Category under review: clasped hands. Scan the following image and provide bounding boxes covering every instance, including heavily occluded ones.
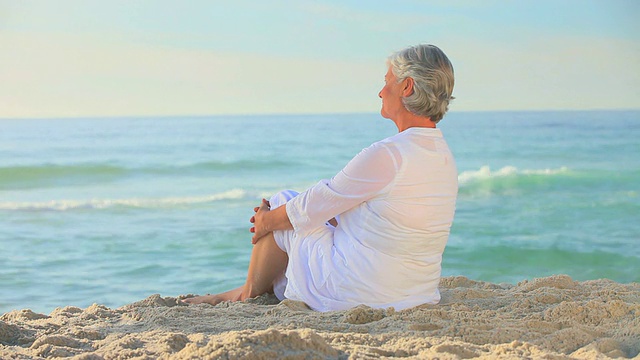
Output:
[249,198,271,244]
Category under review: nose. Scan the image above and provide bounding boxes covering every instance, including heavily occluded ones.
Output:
[378,90,382,98]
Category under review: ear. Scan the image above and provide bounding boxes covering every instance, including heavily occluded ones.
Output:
[402,77,414,97]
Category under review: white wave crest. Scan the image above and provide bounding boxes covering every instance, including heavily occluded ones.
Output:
[458,166,569,185]
[0,189,246,211]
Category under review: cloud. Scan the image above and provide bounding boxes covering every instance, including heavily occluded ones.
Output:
[297,1,443,34]
[0,32,383,118]
[447,35,640,110]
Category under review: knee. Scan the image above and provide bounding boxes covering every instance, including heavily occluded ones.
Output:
[269,189,298,208]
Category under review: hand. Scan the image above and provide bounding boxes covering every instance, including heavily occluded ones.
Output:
[249,198,271,244]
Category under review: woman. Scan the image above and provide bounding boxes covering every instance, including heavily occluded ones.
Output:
[185,44,458,311]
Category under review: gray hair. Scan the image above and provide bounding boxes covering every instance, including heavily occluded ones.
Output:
[387,44,455,123]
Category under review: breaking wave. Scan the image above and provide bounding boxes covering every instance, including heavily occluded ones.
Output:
[0,189,247,211]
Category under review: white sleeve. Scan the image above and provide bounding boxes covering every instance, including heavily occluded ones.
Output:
[286,142,400,236]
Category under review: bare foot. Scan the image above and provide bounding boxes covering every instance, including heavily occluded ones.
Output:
[181,286,244,306]
[182,294,225,306]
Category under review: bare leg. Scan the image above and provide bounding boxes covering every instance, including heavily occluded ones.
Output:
[183,233,288,306]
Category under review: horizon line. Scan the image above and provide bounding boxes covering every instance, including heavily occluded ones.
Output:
[1,108,639,121]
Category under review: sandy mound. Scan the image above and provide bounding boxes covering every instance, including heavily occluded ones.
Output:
[1,275,638,359]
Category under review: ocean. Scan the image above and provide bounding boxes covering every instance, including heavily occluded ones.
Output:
[1,111,638,314]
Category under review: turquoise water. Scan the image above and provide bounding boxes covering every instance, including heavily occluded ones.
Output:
[1,111,639,314]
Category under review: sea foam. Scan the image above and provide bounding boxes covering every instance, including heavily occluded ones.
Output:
[0,189,246,211]
[458,165,570,185]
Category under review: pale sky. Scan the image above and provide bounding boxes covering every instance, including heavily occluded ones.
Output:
[1,0,638,118]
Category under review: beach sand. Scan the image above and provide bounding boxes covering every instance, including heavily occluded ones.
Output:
[1,275,638,359]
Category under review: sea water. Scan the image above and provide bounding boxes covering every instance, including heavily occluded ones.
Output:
[1,111,638,314]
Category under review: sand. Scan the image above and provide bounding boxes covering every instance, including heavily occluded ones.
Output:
[1,275,638,359]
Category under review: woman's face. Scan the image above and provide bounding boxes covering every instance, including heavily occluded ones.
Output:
[378,66,405,120]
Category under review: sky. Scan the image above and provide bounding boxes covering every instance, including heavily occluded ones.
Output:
[0,0,638,118]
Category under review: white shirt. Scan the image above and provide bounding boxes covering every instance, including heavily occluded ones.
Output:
[281,127,458,311]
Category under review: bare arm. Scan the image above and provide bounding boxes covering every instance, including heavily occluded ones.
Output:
[250,199,293,244]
